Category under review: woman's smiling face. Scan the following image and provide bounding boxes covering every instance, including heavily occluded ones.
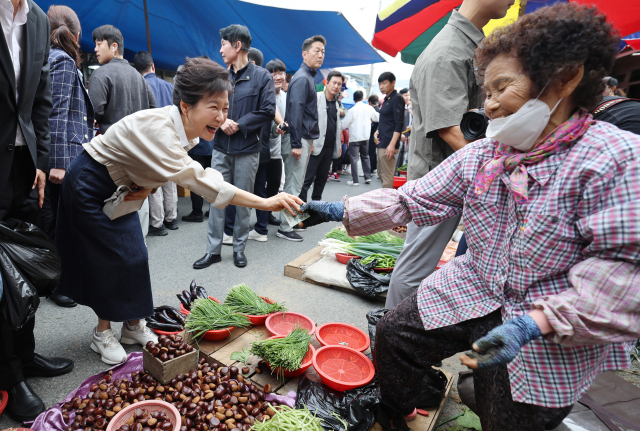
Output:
[483,54,536,121]
[181,92,229,141]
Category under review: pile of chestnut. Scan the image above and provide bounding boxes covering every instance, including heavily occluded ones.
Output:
[146,335,194,362]
[116,408,174,431]
[61,357,280,431]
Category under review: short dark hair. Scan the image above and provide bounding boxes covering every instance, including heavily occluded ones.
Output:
[353,91,364,102]
[475,3,619,110]
[399,88,409,95]
[302,35,326,52]
[92,25,124,55]
[220,24,251,50]
[133,51,153,73]
[173,57,233,114]
[378,72,396,83]
[265,59,286,74]
[285,73,293,83]
[326,70,344,84]
[368,94,379,104]
[248,47,264,67]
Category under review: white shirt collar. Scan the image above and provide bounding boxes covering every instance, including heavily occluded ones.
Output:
[2,0,29,25]
[170,105,199,148]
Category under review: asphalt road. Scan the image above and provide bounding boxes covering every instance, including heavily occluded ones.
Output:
[0,170,471,429]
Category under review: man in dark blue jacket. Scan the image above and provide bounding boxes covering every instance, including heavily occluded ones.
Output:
[277,35,326,242]
[194,25,275,269]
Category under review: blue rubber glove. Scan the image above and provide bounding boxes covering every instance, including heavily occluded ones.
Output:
[299,201,345,227]
[464,315,543,369]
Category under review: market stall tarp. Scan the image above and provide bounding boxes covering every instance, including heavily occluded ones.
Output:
[35,0,384,72]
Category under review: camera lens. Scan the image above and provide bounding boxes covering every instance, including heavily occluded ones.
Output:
[460,109,489,141]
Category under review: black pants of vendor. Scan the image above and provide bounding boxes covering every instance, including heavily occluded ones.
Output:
[189,154,212,215]
[300,144,334,202]
[374,292,573,431]
[0,147,38,390]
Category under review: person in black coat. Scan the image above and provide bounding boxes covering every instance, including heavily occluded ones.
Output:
[0,0,73,422]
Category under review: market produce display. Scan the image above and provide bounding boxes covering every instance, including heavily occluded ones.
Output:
[114,407,174,431]
[397,163,408,172]
[361,253,396,269]
[176,280,209,311]
[145,335,193,362]
[392,225,407,233]
[147,306,185,333]
[249,326,311,380]
[223,284,286,316]
[319,238,403,260]
[324,227,405,246]
[184,298,251,337]
[60,358,280,431]
[248,405,335,431]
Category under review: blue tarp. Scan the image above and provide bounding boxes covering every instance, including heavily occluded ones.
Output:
[35,0,384,71]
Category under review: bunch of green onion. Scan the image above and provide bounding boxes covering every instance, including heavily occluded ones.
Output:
[249,405,342,431]
[224,284,287,315]
[361,253,396,268]
[184,298,250,337]
[356,231,405,245]
[319,238,404,259]
[250,326,311,380]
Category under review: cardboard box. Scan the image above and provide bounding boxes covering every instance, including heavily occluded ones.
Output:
[143,346,198,384]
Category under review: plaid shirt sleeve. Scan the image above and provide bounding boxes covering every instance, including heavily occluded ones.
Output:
[49,54,76,169]
[343,146,473,236]
[534,257,640,346]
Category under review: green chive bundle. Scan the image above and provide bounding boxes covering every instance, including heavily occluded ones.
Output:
[249,405,335,430]
[319,238,404,259]
[250,326,311,380]
[184,298,250,337]
[224,284,287,315]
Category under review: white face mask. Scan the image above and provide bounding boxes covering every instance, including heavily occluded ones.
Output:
[486,94,563,152]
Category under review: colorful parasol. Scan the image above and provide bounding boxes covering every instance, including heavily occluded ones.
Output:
[372,0,640,65]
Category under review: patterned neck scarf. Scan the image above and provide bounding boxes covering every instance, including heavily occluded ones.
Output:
[475,109,593,204]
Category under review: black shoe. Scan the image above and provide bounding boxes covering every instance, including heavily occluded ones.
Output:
[193,253,221,269]
[163,219,179,230]
[268,214,280,226]
[205,210,210,217]
[6,381,46,422]
[148,225,168,236]
[276,230,303,242]
[233,251,247,268]
[50,294,77,307]
[182,212,204,223]
[22,353,74,378]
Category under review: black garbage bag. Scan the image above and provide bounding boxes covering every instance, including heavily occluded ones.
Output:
[366,308,389,353]
[295,376,347,431]
[346,259,391,297]
[0,246,40,329]
[0,219,61,296]
[340,379,382,431]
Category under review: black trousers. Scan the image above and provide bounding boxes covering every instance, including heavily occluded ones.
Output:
[300,145,334,202]
[369,134,378,171]
[39,180,61,240]
[0,147,39,390]
[374,292,573,430]
[189,154,212,215]
[254,158,282,235]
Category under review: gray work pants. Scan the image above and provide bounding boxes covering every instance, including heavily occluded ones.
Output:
[385,216,460,309]
[348,140,371,183]
[279,137,313,232]
[149,181,177,228]
[206,150,259,254]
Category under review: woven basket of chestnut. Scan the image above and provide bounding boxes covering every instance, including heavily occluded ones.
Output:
[60,357,278,431]
[143,335,197,384]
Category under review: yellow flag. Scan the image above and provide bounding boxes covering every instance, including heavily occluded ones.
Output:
[483,0,521,36]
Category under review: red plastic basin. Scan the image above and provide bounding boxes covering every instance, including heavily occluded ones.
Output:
[244,297,276,326]
[265,312,316,336]
[313,345,375,392]
[179,296,220,315]
[0,390,8,419]
[151,328,182,336]
[202,326,235,341]
[398,170,407,176]
[335,252,360,265]
[106,400,180,431]
[315,323,370,352]
[263,336,315,378]
[393,176,408,189]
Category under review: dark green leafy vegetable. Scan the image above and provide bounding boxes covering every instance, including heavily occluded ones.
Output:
[224,284,286,315]
[250,326,311,380]
[230,348,251,365]
[361,253,396,268]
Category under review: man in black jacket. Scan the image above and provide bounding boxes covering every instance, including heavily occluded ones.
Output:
[194,25,275,269]
[0,0,74,421]
[278,35,326,242]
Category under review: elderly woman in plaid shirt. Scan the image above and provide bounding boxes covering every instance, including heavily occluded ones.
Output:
[302,4,640,430]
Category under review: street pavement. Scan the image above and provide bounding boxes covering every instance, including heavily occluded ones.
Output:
[0,169,470,429]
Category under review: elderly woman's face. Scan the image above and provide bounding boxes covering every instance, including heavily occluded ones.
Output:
[184,92,229,141]
[483,54,537,121]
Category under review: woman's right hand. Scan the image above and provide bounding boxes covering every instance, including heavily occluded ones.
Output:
[124,184,153,202]
[264,193,303,214]
[300,201,345,228]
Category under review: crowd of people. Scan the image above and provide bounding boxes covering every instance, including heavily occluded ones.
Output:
[2,0,640,428]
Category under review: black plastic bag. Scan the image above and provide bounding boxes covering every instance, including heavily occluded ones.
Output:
[416,368,448,408]
[295,376,347,431]
[340,379,382,431]
[366,308,389,353]
[0,246,40,329]
[346,259,391,297]
[0,219,61,296]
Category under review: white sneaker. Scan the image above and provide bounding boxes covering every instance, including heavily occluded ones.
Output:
[222,233,233,245]
[365,179,372,184]
[359,173,364,177]
[248,229,268,242]
[121,320,158,346]
[91,328,127,365]
[347,180,359,186]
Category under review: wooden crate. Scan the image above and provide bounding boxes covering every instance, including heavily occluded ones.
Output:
[176,185,190,197]
[142,346,198,384]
